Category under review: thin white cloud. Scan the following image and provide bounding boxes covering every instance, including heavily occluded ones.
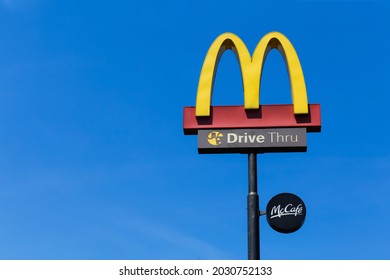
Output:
[124,215,233,259]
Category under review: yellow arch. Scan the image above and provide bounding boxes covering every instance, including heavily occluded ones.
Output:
[195,32,308,116]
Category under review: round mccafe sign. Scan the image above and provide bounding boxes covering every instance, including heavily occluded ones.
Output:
[266,193,306,234]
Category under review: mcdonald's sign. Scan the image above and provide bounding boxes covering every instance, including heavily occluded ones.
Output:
[183,32,321,140]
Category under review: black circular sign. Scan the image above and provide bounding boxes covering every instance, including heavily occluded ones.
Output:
[266,193,306,234]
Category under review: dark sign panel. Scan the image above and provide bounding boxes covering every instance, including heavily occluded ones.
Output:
[266,193,306,234]
[198,128,307,154]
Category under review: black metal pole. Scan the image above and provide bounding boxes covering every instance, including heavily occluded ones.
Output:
[248,152,260,260]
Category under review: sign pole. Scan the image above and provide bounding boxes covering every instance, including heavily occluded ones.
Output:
[248,152,260,260]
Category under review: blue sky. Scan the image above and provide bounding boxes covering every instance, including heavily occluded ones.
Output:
[0,0,389,260]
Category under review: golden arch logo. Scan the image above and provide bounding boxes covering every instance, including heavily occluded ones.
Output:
[183,32,321,135]
[196,32,308,117]
[207,131,224,146]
